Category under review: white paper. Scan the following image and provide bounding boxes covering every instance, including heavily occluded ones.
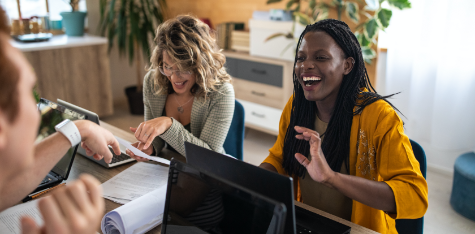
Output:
[115,136,170,165]
[0,200,43,234]
[101,185,167,234]
[102,162,169,202]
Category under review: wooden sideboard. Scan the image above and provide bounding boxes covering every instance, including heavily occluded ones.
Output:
[223,51,294,136]
[12,35,114,117]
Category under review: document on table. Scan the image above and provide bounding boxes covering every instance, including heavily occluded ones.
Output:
[115,136,170,165]
[102,162,169,204]
[0,200,42,234]
[101,185,167,234]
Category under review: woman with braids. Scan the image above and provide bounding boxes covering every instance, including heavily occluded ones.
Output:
[127,15,234,160]
[260,19,428,234]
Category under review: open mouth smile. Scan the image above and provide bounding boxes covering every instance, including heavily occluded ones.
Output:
[302,76,322,86]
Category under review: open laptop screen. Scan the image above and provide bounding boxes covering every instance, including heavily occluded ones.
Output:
[162,160,286,234]
[37,98,84,178]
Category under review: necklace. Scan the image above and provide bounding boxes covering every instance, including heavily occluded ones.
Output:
[174,94,194,113]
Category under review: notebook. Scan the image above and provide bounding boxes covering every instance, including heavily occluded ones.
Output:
[161,159,287,234]
[185,142,351,234]
[28,98,84,195]
[57,99,135,168]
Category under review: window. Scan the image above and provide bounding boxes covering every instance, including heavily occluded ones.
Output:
[0,0,86,21]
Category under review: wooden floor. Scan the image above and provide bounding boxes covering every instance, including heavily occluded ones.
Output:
[103,103,475,234]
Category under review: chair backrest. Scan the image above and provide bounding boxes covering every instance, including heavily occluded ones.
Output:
[395,139,427,234]
[223,100,245,160]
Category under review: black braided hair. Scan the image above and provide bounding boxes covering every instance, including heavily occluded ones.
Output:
[282,19,401,178]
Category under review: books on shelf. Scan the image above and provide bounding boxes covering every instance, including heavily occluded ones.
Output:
[216,22,247,51]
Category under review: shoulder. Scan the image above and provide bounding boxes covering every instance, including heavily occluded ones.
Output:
[144,70,155,89]
[208,82,235,100]
[359,99,403,130]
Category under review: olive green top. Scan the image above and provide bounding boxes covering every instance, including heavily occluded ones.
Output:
[300,114,353,221]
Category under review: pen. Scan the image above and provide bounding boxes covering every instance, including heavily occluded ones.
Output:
[22,183,66,203]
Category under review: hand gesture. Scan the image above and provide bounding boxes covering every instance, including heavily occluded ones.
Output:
[294,126,336,185]
[21,174,104,234]
[125,141,153,162]
[130,117,172,150]
[75,120,121,164]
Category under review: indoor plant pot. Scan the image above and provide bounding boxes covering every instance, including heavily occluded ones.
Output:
[60,11,87,36]
[125,86,144,115]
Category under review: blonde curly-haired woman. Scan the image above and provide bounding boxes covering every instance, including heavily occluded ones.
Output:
[127,15,235,160]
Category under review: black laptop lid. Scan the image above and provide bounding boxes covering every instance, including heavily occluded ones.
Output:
[162,159,286,234]
[37,98,84,179]
[185,142,297,234]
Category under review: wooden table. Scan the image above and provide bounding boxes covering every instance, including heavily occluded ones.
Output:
[65,122,378,234]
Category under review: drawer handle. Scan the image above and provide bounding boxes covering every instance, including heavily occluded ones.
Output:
[251,68,267,75]
[251,91,266,97]
[251,112,266,118]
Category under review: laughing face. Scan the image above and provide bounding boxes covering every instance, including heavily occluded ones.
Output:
[162,51,197,95]
[295,31,353,104]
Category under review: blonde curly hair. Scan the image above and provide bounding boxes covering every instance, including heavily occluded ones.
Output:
[149,15,231,98]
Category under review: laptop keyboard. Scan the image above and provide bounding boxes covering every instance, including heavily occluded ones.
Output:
[297,225,314,233]
[110,153,132,164]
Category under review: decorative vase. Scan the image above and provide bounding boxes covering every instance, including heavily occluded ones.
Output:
[60,11,87,36]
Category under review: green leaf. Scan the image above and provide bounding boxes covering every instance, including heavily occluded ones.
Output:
[387,0,411,10]
[267,0,283,4]
[355,31,371,47]
[377,8,392,28]
[345,2,360,23]
[309,0,316,10]
[362,46,376,64]
[286,0,295,10]
[294,12,311,25]
[365,0,379,11]
[265,32,294,42]
[365,18,379,39]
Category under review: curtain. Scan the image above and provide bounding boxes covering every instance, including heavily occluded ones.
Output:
[382,0,475,172]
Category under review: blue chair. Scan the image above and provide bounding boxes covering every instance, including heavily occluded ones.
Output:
[223,100,245,160]
[450,152,475,222]
[395,139,427,234]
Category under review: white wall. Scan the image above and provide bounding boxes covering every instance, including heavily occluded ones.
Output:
[85,0,144,105]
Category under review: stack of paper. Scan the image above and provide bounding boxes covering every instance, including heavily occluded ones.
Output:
[0,200,42,234]
[101,185,168,234]
[102,162,169,204]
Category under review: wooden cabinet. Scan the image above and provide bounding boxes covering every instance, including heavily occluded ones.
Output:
[223,51,294,136]
[12,35,114,117]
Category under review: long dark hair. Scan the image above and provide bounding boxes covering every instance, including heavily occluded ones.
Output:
[282,19,400,178]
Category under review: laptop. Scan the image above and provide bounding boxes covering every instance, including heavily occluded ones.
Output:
[29,98,84,195]
[57,99,135,168]
[161,159,287,234]
[185,142,351,234]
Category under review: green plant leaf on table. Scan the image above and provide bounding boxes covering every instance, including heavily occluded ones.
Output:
[294,11,312,25]
[355,32,371,47]
[365,18,379,39]
[387,0,411,10]
[377,8,392,28]
[286,0,296,10]
[346,2,360,23]
[362,46,376,64]
[267,0,283,4]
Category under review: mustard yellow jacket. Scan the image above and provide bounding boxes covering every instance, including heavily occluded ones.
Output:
[263,96,428,234]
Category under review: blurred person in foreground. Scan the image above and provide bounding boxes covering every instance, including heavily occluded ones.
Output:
[0,7,121,234]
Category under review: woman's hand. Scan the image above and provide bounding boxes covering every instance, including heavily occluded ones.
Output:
[294,126,337,187]
[125,142,153,162]
[130,117,172,150]
[21,174,104,234]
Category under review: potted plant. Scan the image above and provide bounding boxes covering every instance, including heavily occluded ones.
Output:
[99,0,167,115]
[60,0,87,36]
[266,0,411,64]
